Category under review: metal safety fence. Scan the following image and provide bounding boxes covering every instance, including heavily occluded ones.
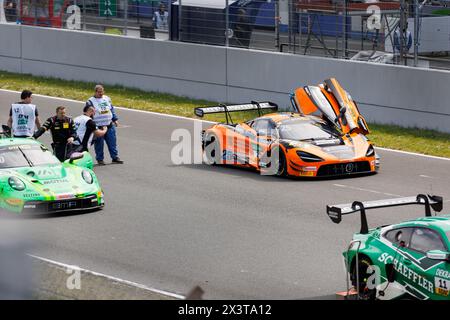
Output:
[2,0,450,70]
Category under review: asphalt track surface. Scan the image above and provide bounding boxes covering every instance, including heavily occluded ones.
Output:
[0,91,449,299]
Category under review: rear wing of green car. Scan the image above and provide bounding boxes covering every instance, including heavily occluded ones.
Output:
[327,194,443,235]
[194,101,278,124]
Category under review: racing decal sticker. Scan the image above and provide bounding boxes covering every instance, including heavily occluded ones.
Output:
[378,253,434,294]
[222,150,248,164]
[223,150,237,161]
[435,269,450,297]
[56,194,76,200]
[42,179,69,185]
[23,192,42,198]
[251,143,261,158]
[287,141,310,149]
[35,168,56,177]
[8,145,32,150]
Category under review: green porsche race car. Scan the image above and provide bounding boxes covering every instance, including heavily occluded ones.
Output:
[0,137,104,214]
[327,194,450,300]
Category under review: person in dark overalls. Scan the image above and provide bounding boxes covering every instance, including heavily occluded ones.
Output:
[33,106,78,162]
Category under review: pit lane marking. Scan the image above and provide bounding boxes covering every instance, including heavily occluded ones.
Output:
[333,184,403,197]
[419,175,436,179]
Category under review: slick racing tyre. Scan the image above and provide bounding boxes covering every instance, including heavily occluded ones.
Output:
[203,134,222,165]
[274,147,287,176]
[260,146,286,176]
[351,256,377,300]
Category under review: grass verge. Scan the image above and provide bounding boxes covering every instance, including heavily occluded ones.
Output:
[0,71,449,158]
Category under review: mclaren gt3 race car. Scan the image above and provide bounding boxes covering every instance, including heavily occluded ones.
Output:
[327,194,450,300]
[0,137,104,214]
[195,78,379,178]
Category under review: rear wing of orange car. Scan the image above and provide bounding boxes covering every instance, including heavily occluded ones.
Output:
[327,194,443,234]
[194,101,278,124]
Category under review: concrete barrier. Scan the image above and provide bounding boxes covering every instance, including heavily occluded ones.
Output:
[1,23,449,132]
[0,24,21,73]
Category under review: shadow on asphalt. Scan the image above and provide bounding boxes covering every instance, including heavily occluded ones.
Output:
[169,163,377,183]
[0,208,103,220]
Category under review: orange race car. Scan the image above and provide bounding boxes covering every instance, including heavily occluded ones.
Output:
[194,78,380,178]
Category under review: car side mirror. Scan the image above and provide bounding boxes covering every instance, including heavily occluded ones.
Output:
[426,250,450,261]
[69,152,84,163]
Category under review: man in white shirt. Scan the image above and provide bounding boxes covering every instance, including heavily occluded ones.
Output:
[84,85,123,165]
[153,3,168,30]
[7,90,41,138]
[73,105,107,153]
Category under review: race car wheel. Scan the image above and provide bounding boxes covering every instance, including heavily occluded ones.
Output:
[351,256,377,300]
[203,135,222,165]
[261,146,286,176]
[273,147,287,176]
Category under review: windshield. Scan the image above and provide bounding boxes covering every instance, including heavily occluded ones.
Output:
[0,144,60,168]
[279,120,340,141]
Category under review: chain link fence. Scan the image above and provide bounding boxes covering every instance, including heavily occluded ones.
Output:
[2,0,450,69]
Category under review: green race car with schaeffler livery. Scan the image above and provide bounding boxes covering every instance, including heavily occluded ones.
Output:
[0,137,104,214]
[327,194,450,300]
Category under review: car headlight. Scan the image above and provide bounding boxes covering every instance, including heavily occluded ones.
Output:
[8,177,25,191]
[366,145,375,157]
[82,170,93,184]
[296,150,324,162]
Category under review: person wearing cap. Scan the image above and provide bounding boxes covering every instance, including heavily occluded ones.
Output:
[72,105,108,153]
[7,90,41,138]
[85,85,123,165]
[33,106,78,162]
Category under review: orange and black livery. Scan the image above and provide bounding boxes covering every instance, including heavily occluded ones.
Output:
[195,78,379,178]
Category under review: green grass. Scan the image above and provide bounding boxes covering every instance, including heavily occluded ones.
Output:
[0,71,449,158]
[369,124,450,158]
[432,9,450,16]
[104,28,123,35]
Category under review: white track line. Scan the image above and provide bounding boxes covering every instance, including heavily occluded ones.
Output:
[28,254,185,300]
[419,174,435,179]
[376,147,450,162]
[333,184,403,197]
[1,89,448,160]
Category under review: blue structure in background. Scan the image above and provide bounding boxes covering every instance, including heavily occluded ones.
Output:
[128,0,167,19]
[253,1,275,28]
[300,13,349,37]
[129,0,275,26]
[170,0,267,45]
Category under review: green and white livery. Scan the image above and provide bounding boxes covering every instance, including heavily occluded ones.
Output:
[0,136,104,214]
[328,194,450,300]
